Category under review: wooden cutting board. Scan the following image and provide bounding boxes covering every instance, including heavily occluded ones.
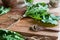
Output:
[7,18,59,37]
[7,7,60,37]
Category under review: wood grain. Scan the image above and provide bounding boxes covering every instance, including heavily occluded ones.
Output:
[7,18,59,37]
[0,8,26,28]
[7,7,60,37]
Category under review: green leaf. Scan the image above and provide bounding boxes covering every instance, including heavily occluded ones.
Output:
[24,2,60,25]
[0,6,10,15]
[0,29,25,40]
[25,0,33,3]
